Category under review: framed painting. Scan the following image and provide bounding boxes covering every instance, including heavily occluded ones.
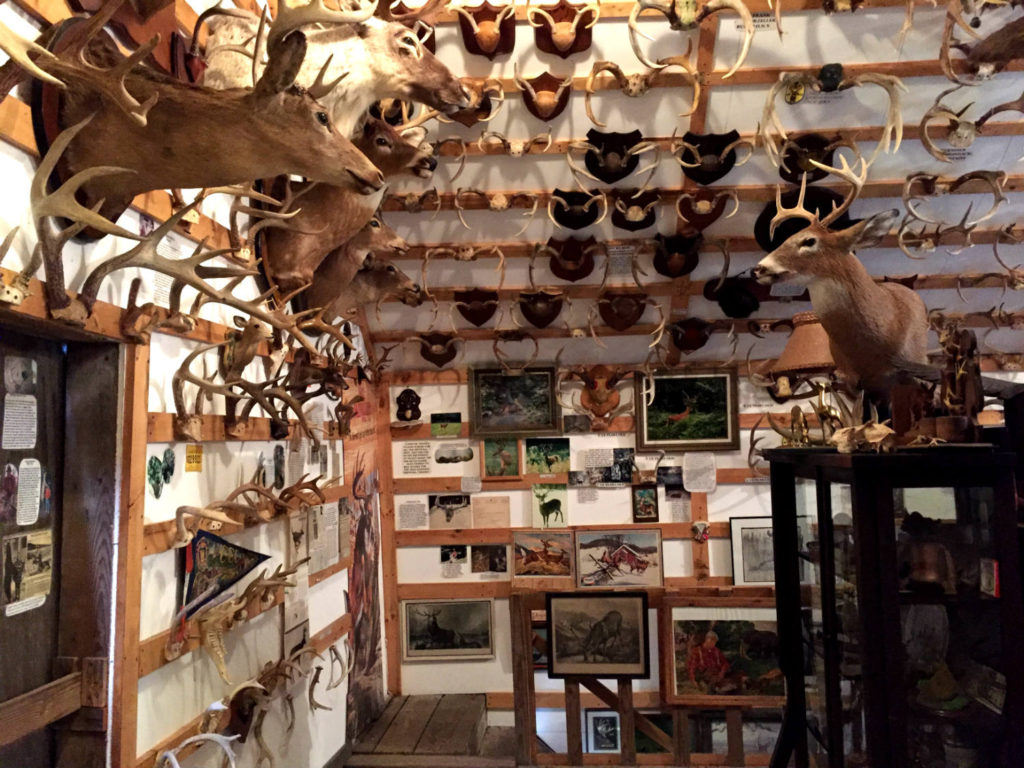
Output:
[576,529,663,589]
[512,530,573,578]
[729,517,777,586]
[661,602,785,705]
[631,484,659,523]
[401,598,495,662]
[469,366,560,438]
[634,368,739,452]
[546,591,650,679]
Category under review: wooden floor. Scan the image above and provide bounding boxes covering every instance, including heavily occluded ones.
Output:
[347,694,516,767]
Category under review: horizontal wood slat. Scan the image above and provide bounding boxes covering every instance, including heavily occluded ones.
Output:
[0,672,84,747]
[396,578,763,600]
[393,522,729,547]
[308,555,353,587]
[393,469,755,495]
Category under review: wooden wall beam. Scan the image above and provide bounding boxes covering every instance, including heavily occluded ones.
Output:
[0,673,84,748]
[376,380,403,696]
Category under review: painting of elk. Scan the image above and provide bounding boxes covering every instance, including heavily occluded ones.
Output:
[402,599,494,661]
[546,592,650,678]
[576,531,663,589]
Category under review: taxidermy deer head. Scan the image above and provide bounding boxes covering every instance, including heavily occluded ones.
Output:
[450,0,516,59]
[753,155,929,393]
[526,0,601,58]
[557,365,632,431]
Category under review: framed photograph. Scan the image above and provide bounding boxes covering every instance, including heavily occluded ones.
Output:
[401,598,495,662]
[729,517,776,586]
[662,603,784,704]
[469,366,560,438]
[525,437,570,474]
[576,529,663,588]
[546,591,650,679]
[632,484,659,523]
[482,438,520,479]
[513,530,573,578]
[585,710,621,753]
[634,368,739,452]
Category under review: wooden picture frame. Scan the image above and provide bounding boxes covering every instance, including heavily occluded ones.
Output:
[660,600,785,705]
[469,366,561,438]
[631,484,659,523]
[546,591,650,679]
[728,516,776,586]
[576,529,663,589]
[512,530,574,579]
[633,368,739,452]
[401,598,495,662]
[585,709,621,753]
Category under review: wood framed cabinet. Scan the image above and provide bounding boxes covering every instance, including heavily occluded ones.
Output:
[765,448,1024,768]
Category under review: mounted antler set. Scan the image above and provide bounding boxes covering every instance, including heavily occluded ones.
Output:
[898,170,1007,258]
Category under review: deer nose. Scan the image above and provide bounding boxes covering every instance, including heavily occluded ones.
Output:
[423,155,438,172]
[349,168,385,194]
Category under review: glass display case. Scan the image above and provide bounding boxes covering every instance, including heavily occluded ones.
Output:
[765,448,1023,768]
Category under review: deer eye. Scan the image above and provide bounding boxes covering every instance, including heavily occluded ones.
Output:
[800,237,817,248]
[370,220,381,228]
[315,111,330,127]
[376,137,390,147]
[387,265,397,274]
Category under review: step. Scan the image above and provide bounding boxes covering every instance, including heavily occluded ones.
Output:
[479,726,517,759]
[414,694,487,755]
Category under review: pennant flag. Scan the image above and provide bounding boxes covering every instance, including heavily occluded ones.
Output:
[184,530,269,617]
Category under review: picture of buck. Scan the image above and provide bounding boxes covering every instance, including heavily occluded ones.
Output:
[532,483,567,529]
[402,599,494,662]
[546,592,650,679]
[513,531,573,577]
[428,494,471,530]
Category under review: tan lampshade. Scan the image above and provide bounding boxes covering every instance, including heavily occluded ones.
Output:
[770,312,835,376]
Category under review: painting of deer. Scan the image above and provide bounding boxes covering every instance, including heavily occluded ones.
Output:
[513,531,572,577]
[547,593,650,678]
[532,484,567,528]
[402,599,494,661]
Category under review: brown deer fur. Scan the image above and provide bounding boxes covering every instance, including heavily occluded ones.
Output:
[39,30,385,229]
[754,209,928,393]
[264,117,433,293]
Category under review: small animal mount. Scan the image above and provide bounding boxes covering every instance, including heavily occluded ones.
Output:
[675,189,739,231]
[557,365,633,431]
[455,188,539,235]
[440,77,505,126]
[568,129,659,185]
[514,66,574,120]
[940,10,1024,84]
[526,0,601,58]
[395,388,422,422]
[584,57,699,127]
[898,170,1006,258]
[628,0,754,75]
[450,0,516,59]
[760,65,905,166]
[672,130,754,186]
[548,188,608,230]
[478,127,553,157]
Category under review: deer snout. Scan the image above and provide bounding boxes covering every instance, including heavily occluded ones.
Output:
[753,257,785,285]
[349,167,386,195]
[402,284,424,307]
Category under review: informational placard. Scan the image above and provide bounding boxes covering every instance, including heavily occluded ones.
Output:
[401,441,431,474]
[185,444,203,472]
[398,500,428,529]
[308,503,340,574]
[461,475,482,493]
[282,561,309,636]
[2,395,36,450]
[2,528,52,616]
[15,458,40,526]
[441,545,466,578]
[471,496,510,528]
[683,453,717,493]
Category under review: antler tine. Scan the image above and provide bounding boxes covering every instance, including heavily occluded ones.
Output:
[478,130,510,154]
[31,116,141,242]
[306,54,347,101]
[270,0,379,46]
[769,173,818,239]
[809,153,869,227]
[701,0,753,79]
[584,61,624,127]
[69,34,161,127]
[976,88,1024,129]
[845,72,905,162]
[627,1,662,69]
[656,54,701,117]
[0,17,64,89]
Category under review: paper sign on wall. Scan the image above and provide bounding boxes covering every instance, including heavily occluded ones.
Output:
[683,453,717,493]
[402,441,431,474]
[185,444,203,472]
[15,458,40,526]
[2,528,52,616]
[2,395,36,451]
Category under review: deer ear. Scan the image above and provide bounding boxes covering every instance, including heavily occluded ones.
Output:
[361,252,376,269]
[846,209,899,251]
[254,31,308,100]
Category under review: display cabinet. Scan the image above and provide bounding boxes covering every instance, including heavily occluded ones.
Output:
[765,448,1024,768]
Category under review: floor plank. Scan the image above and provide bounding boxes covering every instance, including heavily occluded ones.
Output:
[374,695,442,755]
[415,694,486,755]
[344,755,516,767]
[479,726,517,758]
[354,697,407,754]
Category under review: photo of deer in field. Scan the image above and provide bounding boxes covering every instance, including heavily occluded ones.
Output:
[531,484,568,528]
[513,531,573,577]
[525,438,571,474]
[401,599,495,662]
[546,592,650,678]
[635,369,739,452]
[576,530,663,588]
